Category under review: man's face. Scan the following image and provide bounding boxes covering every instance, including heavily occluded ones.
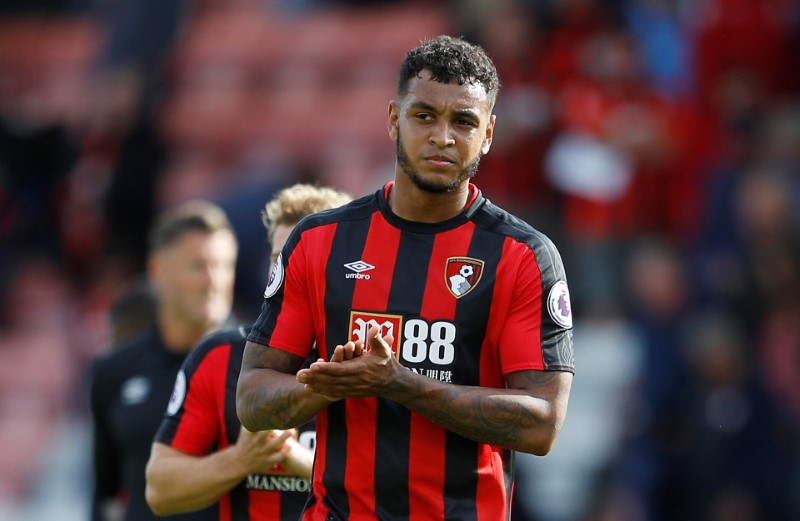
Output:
[150,229,238,332]
[388,69,495,193]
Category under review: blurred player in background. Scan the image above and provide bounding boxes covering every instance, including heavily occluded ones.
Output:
[145,183,351,520]
[87,200,239,521]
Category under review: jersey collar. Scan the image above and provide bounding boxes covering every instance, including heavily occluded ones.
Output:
[378,181,485,233]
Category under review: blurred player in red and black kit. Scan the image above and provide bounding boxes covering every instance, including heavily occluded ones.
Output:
[237,35,575,520]
[145,184,352,520]
[88,200,239,521]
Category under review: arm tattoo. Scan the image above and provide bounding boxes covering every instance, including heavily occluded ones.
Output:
[404,370,566,449]
[240,346,309,430]
[261,347,305,373]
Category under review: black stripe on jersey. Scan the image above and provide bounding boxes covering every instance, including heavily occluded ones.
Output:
[225,332,246,446]
[321,206,375,519]
[526,230,573,371]
[502,448,514,520]
[229,480,250,520]
[444,432,479,521]
[375,231,435,519]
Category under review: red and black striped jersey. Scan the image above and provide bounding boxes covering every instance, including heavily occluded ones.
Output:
[249,183,574,521]
[156,326,315,521]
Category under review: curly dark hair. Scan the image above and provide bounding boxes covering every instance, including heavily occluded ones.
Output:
[398,34,500,109]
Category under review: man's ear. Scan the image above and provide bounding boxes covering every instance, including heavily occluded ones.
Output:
[481,114,496,155]
[387,100,399,141]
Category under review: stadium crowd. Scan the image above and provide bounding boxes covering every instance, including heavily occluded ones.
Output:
[0,0,798,520]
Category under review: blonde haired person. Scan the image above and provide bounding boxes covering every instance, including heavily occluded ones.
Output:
[145,183,351,520]
[262,183,354,267]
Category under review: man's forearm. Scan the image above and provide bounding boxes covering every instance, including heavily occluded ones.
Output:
[237,368,330,431]
[145,443,249,515]
[387,370,571,455]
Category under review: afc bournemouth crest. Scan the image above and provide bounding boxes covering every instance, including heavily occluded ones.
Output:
[445,257,484,298]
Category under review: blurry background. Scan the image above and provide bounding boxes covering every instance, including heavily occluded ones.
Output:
[0,0,799,520]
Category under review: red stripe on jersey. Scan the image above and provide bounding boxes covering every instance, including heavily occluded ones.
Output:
[476,448,507,521]
[409,417,445,518]
[407,225,475,517]
[486,238,545,375]
[250,493,280,520]
[344,212,402,517]
[171,346,231,455]
[271,223,338,359]
[302,496,330,521]
[353,212,401,315]
[343,398,378,516]
[220,494,232,521]
[420,225,468,320]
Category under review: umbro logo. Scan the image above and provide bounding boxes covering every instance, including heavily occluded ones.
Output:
[344,260,374,280]
[344,260,374,273]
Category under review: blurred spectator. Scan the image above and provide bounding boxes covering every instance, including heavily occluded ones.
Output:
[673,312,791,520]
[0,256,76,503]
[455,0,558,222]
[625,237,693,418]
[757,300,800,519]
[0,15,91,281]
[693,0,799,113]
[615,238,694,519]
[691,160,800,338]
[83,0,187,275]
[610,318,791,520]
[0,111,78,261]
[609,238,794,519]
[544,26,678,312]
[621,0,695,99]
[216,178,286,321]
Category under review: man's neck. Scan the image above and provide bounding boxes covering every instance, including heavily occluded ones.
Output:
[157,313,210,354]
[388,176,471,223]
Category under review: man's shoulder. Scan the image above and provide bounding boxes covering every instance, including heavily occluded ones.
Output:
[91,331,157,374]
[474,198,556,247]
[296,191,379,231]
[182,325,250,372]
[474,199,568,282]
[192,325,249,357]
[87,331,158,396]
